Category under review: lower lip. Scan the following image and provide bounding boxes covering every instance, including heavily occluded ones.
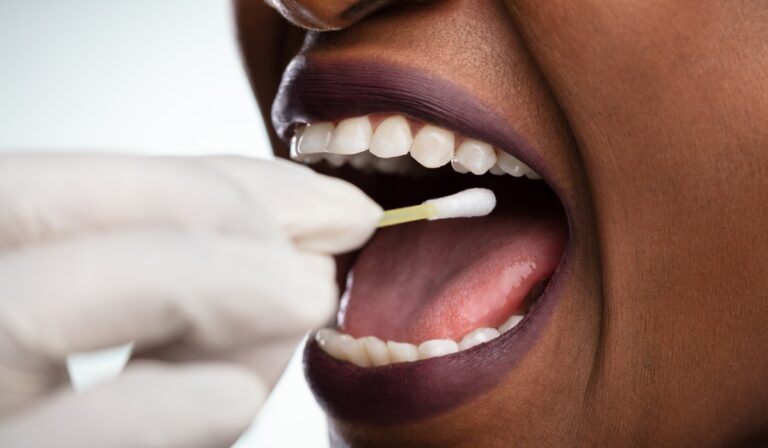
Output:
[303,242,573,424]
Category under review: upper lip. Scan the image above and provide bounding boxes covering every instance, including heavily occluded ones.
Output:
[273,55,574,424]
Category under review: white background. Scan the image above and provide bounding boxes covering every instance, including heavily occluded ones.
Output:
[0,0,328,446]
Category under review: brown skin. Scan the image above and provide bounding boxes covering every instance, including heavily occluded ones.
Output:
[236,0,768,446]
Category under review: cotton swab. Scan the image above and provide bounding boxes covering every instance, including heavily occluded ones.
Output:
[377,188,497,228]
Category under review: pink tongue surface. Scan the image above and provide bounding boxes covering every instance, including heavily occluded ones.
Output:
[338,212,567,344]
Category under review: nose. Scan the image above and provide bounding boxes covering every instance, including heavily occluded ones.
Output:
[265,0,398,30]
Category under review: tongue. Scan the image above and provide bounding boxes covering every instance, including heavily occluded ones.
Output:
[338,209,568,344]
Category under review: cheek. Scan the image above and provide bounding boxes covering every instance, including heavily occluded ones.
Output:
[509,0,768,440]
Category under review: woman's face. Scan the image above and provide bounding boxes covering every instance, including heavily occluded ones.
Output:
[237,1,768,446]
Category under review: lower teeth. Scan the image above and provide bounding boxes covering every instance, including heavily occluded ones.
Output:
[315,313,525,368]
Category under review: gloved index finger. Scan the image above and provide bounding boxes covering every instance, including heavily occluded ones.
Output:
[0,229,339,396]
[0,154,381,254]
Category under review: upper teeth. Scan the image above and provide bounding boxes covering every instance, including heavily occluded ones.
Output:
[290,114,541,179]
[314,313,525,368]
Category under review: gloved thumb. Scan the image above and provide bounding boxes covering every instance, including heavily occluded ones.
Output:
[202,157,382,254]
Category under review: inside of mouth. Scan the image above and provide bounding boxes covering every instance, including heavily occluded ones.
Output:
[337,170,567,342]
[292,115,569,366]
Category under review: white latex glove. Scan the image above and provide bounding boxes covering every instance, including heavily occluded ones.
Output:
[0,154,381,447]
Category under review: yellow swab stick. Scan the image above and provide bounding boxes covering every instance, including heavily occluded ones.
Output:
[377,188,497,228]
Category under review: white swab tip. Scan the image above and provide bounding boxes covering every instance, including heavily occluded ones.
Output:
[423,188,497,220]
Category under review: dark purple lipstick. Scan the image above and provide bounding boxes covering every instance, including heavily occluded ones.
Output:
[273,56,575,425]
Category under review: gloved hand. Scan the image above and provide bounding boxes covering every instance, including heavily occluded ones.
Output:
[0,154,381,447]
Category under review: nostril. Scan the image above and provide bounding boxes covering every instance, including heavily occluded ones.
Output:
[266,0,397,31]
[266,0,337,30]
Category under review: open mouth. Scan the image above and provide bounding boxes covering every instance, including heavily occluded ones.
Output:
[294,114,565,361]
[273,58,571,424]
